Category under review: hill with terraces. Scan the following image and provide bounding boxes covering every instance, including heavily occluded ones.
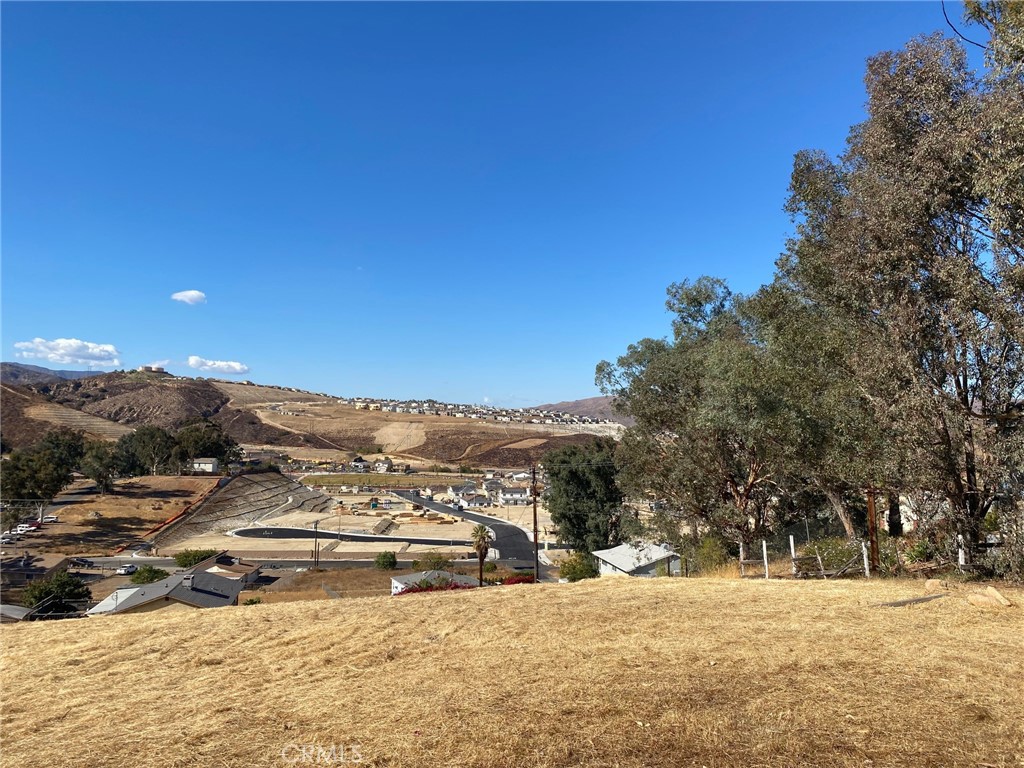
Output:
[151,472,334,549]
[1,365,616,465]
[1,370,337,451]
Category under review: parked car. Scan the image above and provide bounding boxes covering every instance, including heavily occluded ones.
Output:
[69,557,95,568]
[0,537,16,546]
[115,564,137,575]
[42,515,59,523]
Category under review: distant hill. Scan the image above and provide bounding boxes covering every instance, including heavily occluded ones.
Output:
[534,395,631,426]
[0,370,338,451]
[0,364,625,463]
[0,362,100,386]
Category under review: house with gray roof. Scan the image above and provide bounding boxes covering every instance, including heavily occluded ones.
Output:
[591,542,681,578]
[390,570,479,596]
[86,572,243,616]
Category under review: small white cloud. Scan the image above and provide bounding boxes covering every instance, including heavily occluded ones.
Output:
[146,359,172,368]
[188,355,249,375]
[171,290,207,305]
[14,337,121,368]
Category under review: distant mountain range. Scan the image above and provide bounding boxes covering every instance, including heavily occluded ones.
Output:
[1,362,99,386]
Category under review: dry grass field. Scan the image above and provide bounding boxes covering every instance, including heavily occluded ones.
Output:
[33,477,220,554]
[1,578,1020,768]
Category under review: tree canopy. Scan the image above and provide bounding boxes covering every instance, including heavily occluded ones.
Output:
[598,13,1023,562]
[543,437,634,553]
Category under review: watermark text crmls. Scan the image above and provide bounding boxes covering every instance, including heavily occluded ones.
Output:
[280,744,363,764]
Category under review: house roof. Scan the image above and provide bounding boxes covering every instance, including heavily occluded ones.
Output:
[0,604,34,622]
[591,542,678,573]
[87,572,243,615]
[391,570,479,589]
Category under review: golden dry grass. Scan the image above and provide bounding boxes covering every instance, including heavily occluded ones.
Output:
[1,578,1021,768]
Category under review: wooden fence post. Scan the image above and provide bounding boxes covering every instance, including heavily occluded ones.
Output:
[739,540,746,578]
[862,542,871,578]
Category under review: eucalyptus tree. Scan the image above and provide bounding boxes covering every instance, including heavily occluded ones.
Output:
[598,279,804,547]
[781,32,1024,557]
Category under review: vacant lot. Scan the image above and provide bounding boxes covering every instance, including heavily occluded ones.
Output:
[1,578,1020,767]
[29,477,219,554]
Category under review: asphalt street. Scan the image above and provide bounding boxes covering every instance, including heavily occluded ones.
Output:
[390,490,536,561]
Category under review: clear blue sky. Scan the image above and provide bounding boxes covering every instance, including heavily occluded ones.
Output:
[1,2,980,406]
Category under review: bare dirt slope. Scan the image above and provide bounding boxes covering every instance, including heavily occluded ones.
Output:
[2,578,1020,768]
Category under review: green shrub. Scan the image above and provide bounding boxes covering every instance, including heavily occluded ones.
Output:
[130,565,169,584]
[694,535,730,573]
[904,538,935,564]
[23,571,91,613]
[173,548,219,568]
[483,562,497,573]
[415,557,452,573]
[559,551,598,582]
[374,551,398,570]
[243,597,262,606]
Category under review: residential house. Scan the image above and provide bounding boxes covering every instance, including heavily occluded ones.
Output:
[590,542,682,578]
[374,458,394,474]
[192,458,220,474]
[499,486,531,506]
[87,572,244,616]
[390,570,479,596]
[349,457,371,472]
[189,552,261,584]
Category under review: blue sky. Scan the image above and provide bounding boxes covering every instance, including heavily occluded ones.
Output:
[1,2,981,406]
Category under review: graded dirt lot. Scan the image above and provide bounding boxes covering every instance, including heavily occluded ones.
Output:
[28,477,219,554]
[1,578,1020,768]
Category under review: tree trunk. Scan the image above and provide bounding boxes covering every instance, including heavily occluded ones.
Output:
[824,489,856,539]
[886,494,902,537]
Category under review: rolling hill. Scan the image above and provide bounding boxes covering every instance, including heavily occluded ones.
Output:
[0,362,98,386]
[1,578,1019,767]
[0,366,614,465]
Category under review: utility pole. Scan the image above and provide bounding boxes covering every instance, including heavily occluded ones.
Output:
[531,465,539,583]
[313,519,320,569]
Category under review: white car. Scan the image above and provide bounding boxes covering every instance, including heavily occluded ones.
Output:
[115,564,138,576]
[42,515,59,523]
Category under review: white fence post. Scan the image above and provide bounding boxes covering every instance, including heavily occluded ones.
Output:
[789,534,797,577]
[762,539,770,579]
[739,540,746,577]
[862,542,871,578]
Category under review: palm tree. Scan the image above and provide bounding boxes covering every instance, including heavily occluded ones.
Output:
[470,524,493,586]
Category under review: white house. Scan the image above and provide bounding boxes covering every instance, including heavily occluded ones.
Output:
[591,542,682,578]
[390,570,479,596]
[374,458,394,473]
[192,458,219,474]
[499,486,530,506]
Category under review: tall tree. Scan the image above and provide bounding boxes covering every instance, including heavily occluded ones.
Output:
[115,426,175,476]
[782,33,1024,557]
[543,437,632,553]
[598,279,803,547]
[172,420,241,470]
[81,440,118,494]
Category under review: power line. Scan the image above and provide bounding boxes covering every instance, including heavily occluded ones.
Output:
[941,0,987,50]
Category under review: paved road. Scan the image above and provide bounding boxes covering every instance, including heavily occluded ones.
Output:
[391,490,536,561]
[232,526,471,547]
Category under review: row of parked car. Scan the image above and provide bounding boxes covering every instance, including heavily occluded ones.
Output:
[1,515,59,545]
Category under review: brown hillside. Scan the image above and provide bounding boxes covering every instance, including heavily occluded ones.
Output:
[535,394,632,425]
[1,578,1020,767]
[0,384,131,449]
